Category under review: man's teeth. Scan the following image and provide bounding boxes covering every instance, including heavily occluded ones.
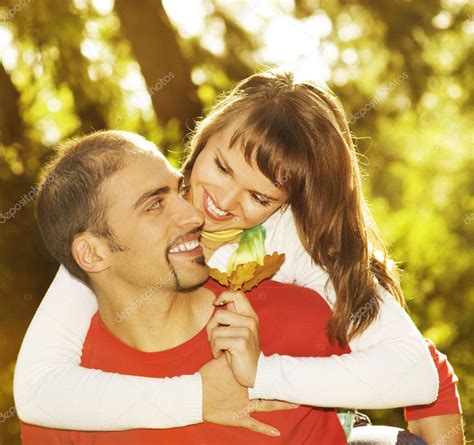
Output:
[207,195,230,217]
[169,239,200,254]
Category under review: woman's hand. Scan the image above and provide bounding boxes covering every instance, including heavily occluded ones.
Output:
[206,291,261,388]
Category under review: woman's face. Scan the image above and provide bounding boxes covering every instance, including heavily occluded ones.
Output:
[190,124,289,232]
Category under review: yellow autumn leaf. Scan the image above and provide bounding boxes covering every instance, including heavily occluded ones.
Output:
[209,251,285,292]
[229,262,258,290]
[241,252,286,292]
[209,267,230,287]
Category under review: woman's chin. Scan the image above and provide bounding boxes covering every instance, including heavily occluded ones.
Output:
[203,218,243,233]
[203,219,227,232]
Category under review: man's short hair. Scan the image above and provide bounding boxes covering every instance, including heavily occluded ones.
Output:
[36,130,159,283]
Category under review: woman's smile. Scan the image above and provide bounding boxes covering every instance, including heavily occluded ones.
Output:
[201,189,235,222]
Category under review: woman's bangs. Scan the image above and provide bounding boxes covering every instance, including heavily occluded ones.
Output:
[227,111,293,189]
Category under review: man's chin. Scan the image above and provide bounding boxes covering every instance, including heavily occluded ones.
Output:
[171,257,210,291]
[175,268,210,292]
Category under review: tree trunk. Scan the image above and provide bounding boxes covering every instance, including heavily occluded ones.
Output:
[114,0,202,137]
[0,63,23,145]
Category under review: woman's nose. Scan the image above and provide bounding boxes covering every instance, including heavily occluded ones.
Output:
[217,189,241,214]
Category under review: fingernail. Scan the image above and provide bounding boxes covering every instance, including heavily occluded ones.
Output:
[270,429,280,436]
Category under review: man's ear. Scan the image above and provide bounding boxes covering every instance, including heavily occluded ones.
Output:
[71,232,109,274]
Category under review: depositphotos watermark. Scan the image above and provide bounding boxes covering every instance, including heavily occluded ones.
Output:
[0,173,58,224]
[348,72,408,124]
[232,398,263,421]
[435,421,464,445]
[348,297,378,322]
[114,72,175,125]
[0,406,16,424]
[0,0,33,25]
[115,271,174,323]
[15,369,62,407]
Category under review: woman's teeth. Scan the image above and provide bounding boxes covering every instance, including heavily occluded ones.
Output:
[169,239,200,254]
[206,195,230,217]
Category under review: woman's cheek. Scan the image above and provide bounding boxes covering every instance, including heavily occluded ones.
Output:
[244,205,272,226]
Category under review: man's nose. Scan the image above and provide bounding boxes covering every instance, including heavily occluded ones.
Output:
[173,195,205,229]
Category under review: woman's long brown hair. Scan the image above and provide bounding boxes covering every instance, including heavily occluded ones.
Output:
[182,71,405,345]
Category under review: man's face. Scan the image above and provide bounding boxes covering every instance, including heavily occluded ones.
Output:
[100,152,208,292]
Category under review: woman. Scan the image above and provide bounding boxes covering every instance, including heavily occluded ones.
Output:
[14,71,457,436]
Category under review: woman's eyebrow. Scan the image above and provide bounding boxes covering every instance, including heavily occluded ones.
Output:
[216,149,235,176]
[217,149,280,201]
[250,189,279,201]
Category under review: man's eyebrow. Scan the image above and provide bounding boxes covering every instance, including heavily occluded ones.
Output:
[133,186,170,210]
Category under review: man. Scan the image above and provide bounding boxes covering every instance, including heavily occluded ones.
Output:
[20,130,348,443]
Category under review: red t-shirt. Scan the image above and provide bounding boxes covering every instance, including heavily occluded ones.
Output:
[404,339,461,421]
[21,279,348,444]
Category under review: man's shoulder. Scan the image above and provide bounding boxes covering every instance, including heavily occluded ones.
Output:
[249,280,346,356]
[249,280,334,336]
[204,278,329,306]
[249,279,331,308]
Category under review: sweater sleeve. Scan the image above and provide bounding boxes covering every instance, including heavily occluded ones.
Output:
[248,210,439,409]
[14,266,203,430]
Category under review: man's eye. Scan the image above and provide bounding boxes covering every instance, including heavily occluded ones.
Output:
[251,193,270,207]
[147,199,163,211]
[214,157,228,174]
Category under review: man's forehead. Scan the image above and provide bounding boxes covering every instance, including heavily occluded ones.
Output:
[128,152,177,179]
[107,153,181,200]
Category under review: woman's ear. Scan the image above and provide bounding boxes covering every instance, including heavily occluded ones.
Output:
[71,232,109,275]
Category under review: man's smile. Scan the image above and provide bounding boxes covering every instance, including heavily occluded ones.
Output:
[168,231,203,257]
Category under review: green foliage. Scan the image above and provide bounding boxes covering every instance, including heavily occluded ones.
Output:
[0,0,472,443]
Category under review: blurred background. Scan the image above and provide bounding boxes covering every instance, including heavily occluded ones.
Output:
[0,0,472,443]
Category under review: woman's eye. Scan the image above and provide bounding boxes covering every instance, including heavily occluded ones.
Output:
[147,199,163,211]
[214,157,228,174]
[251,193,270,207]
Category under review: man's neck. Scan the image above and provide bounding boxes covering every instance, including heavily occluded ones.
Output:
[93,280,215,353]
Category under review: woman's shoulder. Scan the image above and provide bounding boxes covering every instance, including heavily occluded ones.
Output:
[262,206,302,253]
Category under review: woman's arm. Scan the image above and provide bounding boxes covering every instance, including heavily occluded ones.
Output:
[248,285,438,408]
[244,209,439,408]
[14,266,202,430]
